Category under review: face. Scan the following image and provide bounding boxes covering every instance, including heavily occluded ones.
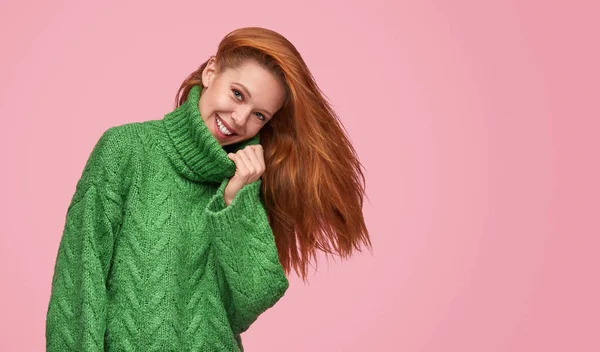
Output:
[199,57,287,146]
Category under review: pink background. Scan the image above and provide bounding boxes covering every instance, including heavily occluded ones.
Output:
[1,0,599,351]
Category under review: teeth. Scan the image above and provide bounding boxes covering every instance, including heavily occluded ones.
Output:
[216,116,233,135]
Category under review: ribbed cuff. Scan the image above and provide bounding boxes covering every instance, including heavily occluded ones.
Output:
[203,179,264,233]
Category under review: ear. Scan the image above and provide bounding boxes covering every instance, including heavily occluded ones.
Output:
[201,56,217,88]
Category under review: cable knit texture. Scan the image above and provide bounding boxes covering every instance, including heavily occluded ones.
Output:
[45,85,289,351]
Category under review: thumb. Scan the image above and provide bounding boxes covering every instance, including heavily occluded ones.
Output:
[227,153,235,161]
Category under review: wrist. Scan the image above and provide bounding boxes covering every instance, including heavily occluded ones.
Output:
[224,178,243,207]
[224,194,233,207]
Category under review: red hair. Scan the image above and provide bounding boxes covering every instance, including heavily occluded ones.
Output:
[176,27,371,281]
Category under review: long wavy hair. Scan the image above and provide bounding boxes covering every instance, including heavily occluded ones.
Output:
[175,27,371,282]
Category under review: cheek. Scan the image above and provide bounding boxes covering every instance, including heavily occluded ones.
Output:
[201,89,234,117]
[214,94,234,111]
[200,93,220,115]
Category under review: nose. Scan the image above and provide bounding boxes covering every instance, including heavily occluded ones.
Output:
[231,106,253,129]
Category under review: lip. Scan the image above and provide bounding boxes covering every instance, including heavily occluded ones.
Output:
[216,114,238,135]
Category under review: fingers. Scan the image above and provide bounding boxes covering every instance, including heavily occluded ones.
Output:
[236,150,253,176]
[249,145,265,170]
[229,145,265,183]
[243,147,264,173]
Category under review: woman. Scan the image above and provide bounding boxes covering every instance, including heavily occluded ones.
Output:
[46,27,371,351]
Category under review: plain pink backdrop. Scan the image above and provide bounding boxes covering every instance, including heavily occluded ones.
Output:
[1,0,599,351]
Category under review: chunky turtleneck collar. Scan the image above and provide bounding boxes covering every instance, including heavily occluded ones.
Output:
[160,84,260,183]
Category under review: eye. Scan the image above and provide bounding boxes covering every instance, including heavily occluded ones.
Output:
[254,112,265,121]
[232,89,243,100]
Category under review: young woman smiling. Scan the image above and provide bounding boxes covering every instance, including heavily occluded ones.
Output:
[46,27,372,351]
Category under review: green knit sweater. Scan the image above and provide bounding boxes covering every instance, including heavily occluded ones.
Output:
[45,85,289,351]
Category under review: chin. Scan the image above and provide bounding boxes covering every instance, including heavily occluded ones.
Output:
[217,136,240,147]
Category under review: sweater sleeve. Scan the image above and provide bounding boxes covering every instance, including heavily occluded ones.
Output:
[202,178,289,334]
[46,127,126,351]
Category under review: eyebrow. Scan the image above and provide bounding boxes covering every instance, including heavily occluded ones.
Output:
[234,82,274,117]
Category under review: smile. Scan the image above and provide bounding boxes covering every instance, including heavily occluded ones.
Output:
[216,115,237,137]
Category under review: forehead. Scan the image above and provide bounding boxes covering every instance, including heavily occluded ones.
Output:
[220,61,276,86]
[219,60,285,111]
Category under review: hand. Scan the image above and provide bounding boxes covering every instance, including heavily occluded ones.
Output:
[224,145,265,206]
